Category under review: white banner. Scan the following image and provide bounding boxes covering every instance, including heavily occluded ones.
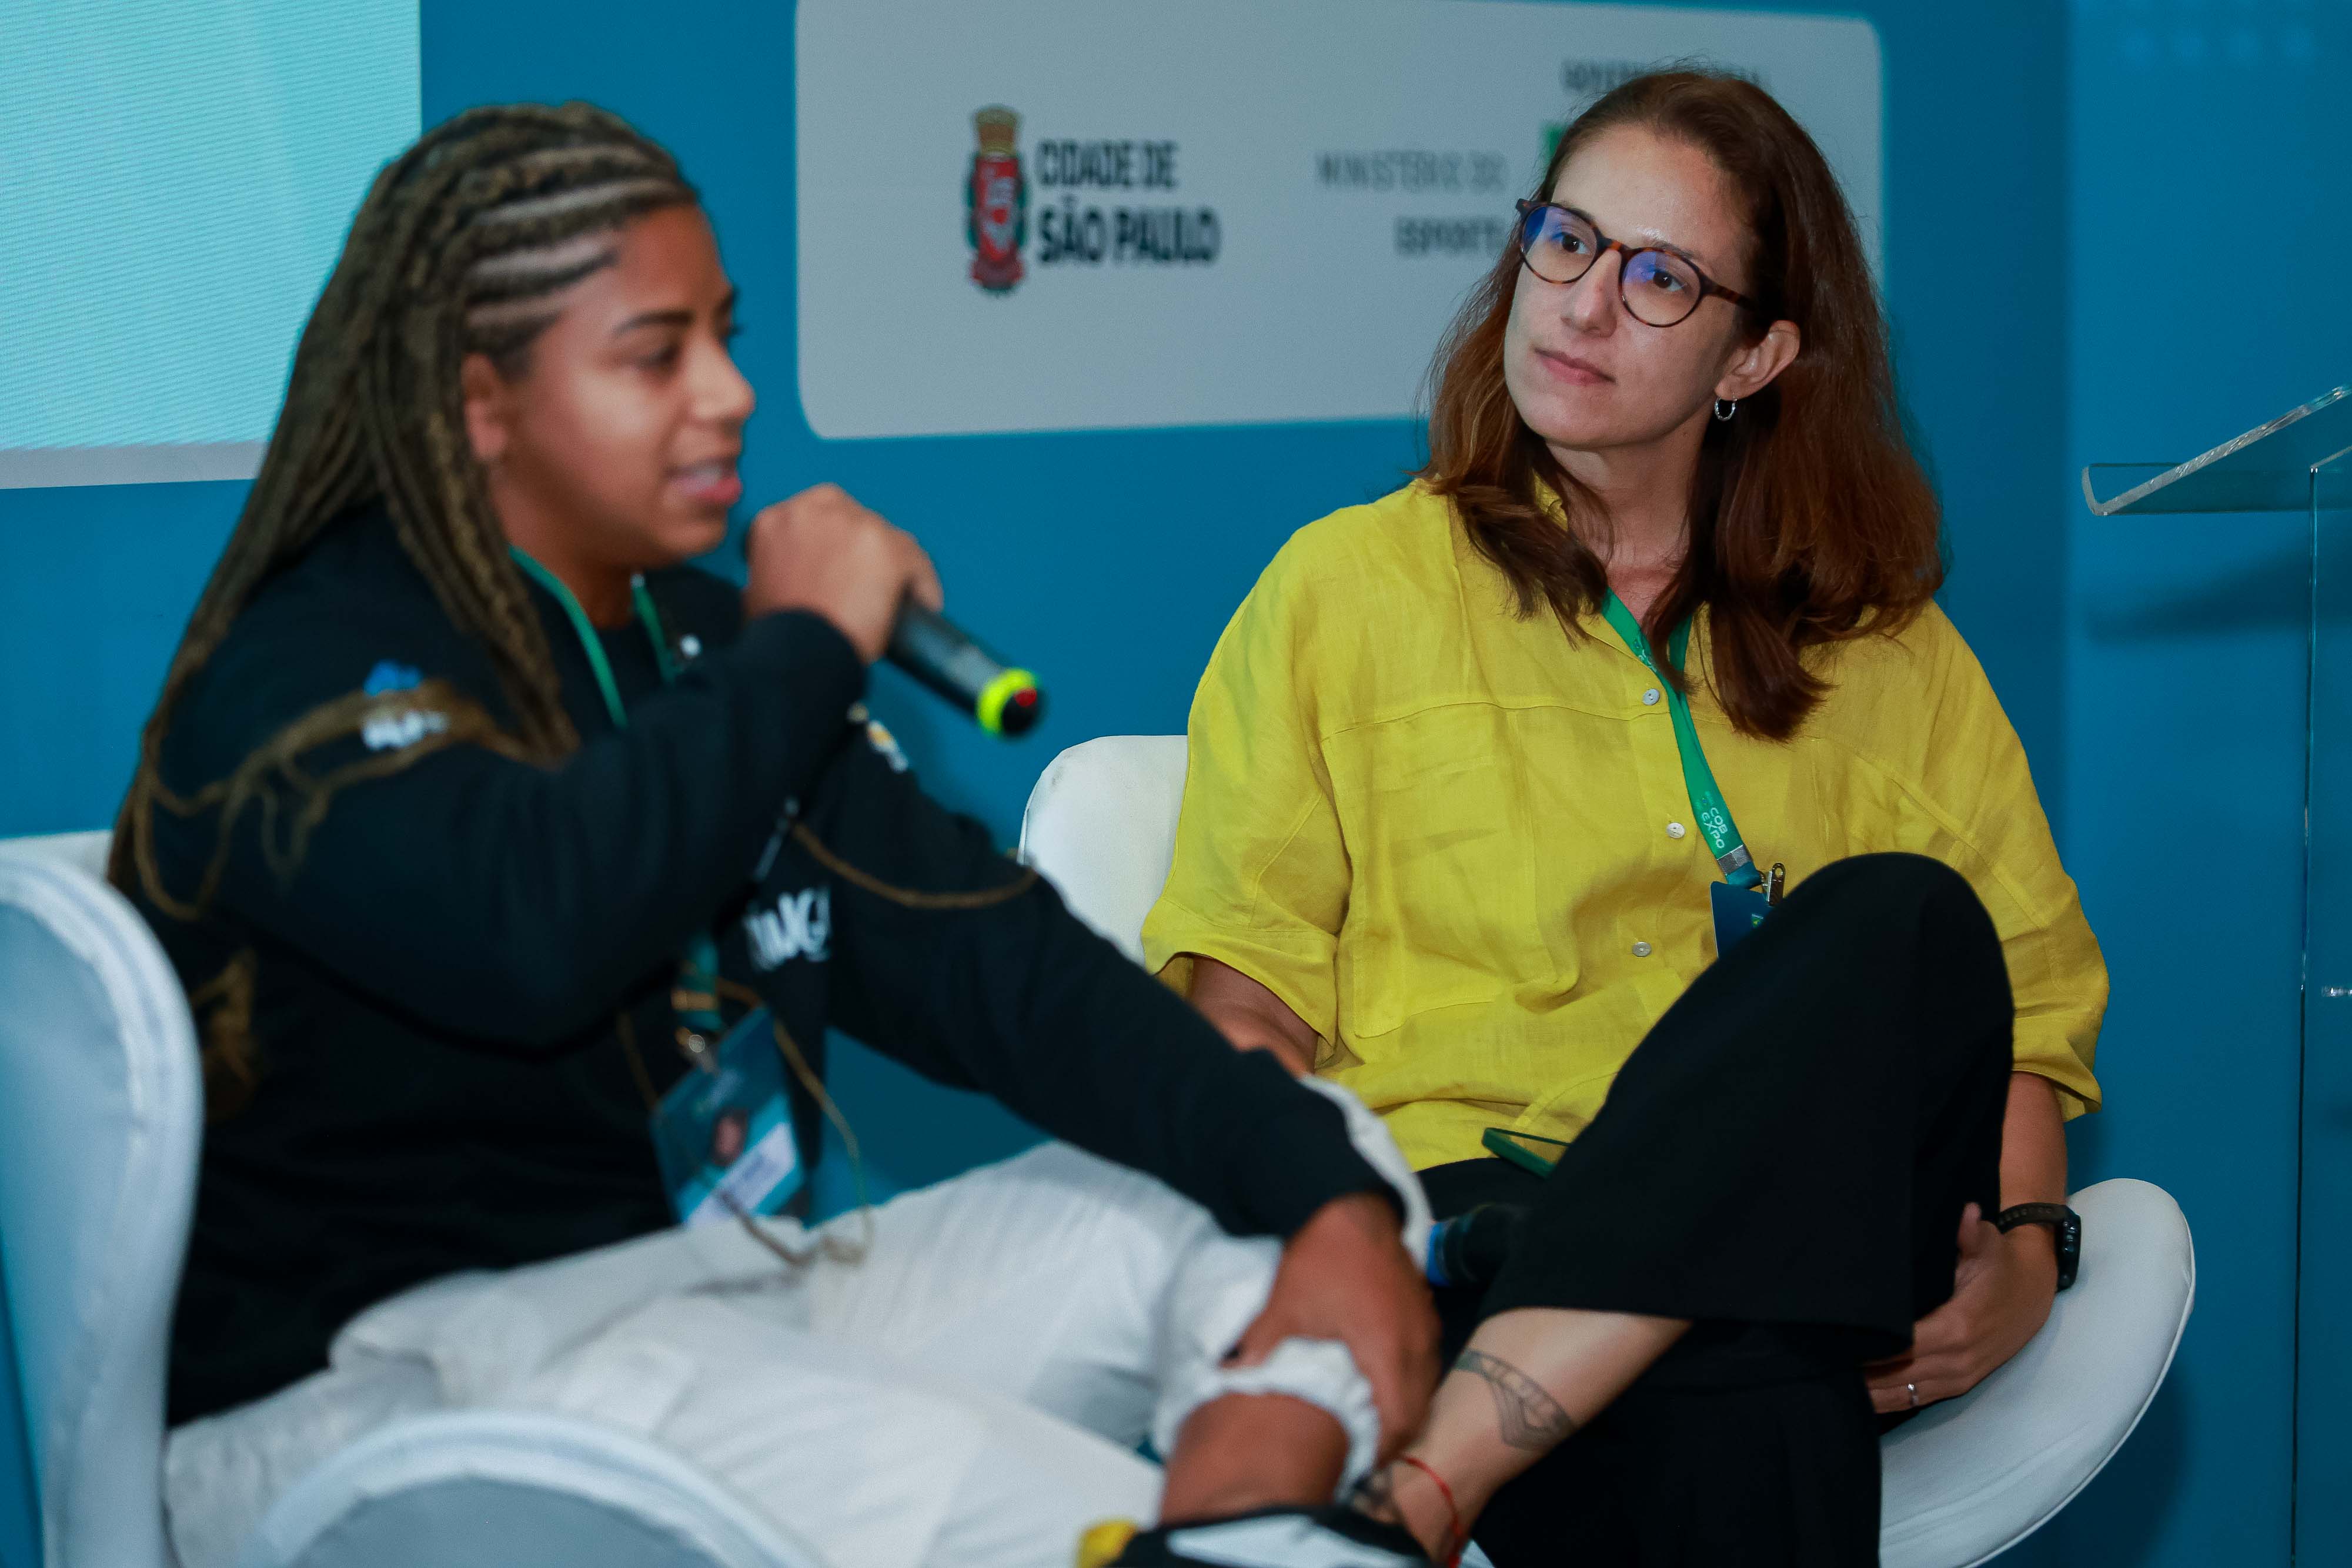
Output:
[794,0,1880,440]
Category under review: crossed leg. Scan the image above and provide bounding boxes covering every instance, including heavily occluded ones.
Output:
[1358,854,2014,1565]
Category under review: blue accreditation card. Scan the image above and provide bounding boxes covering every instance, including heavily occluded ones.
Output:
[1710,880,1774,959]
[649,1007,803,1228]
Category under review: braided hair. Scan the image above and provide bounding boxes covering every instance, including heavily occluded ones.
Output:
[111,105,697,1111]
[113,102,698,917]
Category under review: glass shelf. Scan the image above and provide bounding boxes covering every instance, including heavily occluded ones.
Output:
[2082,383,2350,516]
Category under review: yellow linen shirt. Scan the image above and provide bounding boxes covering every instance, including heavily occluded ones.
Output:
[1142,482,2107,1172]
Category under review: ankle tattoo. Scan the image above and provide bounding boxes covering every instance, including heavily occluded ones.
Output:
[1454,1349,1578,1451]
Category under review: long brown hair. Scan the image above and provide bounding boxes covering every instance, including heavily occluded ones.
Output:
[112,102,696,1112]
[1419,70,1940,739]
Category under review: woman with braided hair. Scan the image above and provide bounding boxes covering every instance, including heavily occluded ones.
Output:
[127,103,1444,1568]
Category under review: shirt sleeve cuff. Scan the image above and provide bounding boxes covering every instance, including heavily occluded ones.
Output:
[1140,917,1340,1044]
[2012,1031,2101,1120]
[1215,1072,1402,1237]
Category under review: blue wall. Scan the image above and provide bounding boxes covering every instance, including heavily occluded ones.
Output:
[2047,4,2351,1564]
[4,3,2333,1565]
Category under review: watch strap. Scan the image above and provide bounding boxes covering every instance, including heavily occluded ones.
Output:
[1994,1202,2082,1291]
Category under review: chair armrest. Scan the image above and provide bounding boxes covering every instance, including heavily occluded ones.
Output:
[1879,1178,2196,1568]
[235,1410,832,1568]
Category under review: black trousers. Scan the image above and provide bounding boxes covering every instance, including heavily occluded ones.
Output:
[1430,854,2013,1567]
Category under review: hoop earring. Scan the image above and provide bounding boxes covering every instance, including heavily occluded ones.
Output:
[1713,398,1738,423]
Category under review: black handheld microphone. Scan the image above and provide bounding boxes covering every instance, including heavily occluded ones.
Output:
[1422,1202,1525,1289]
[886,603,1045,738]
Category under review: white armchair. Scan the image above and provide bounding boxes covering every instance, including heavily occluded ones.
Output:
[1019,735,2196,1568]
[0,833,827,1568]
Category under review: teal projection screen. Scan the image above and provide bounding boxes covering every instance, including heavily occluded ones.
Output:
[0,2,419,488]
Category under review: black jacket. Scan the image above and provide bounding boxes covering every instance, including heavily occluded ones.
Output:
[145,506,1391,1424]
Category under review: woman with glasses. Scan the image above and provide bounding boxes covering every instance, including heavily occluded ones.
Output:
[1140,71,2104,1566]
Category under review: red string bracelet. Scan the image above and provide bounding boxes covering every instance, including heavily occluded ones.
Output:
[1395,1455,1466,1567]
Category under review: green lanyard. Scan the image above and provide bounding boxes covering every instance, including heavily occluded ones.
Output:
[508,547,677,728]
[510,547,725,1042]
[1599,591,1762,891]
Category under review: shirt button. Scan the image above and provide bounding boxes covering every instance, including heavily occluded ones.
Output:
[1642,688,1662,706]
[1631,941,1653,958]
[1666,822,1687,840]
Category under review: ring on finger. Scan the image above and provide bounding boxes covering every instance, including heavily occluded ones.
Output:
[1906,1382,1919,1409]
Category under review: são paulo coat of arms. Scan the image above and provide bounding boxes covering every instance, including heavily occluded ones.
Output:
[965,105,1027,293]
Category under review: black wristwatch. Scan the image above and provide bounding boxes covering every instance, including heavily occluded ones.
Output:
[1994,1202,2082,1292]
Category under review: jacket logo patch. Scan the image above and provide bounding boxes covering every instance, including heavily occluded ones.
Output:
[865,718,909,773]
[358,661,445,753]
[363,660,423,696]
[361,706,449,752]
[747,887,831,969]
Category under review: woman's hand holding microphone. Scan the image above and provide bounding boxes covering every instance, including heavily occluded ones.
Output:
[744,482,941,662]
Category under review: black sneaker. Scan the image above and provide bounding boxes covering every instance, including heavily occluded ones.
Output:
[1081,1504,1434,1567]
